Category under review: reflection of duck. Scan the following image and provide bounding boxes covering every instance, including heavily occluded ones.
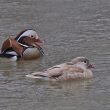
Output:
[0,29,44,61]
[26,57,94,81]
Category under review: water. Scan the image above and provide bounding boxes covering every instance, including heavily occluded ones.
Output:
[0,0,110,110]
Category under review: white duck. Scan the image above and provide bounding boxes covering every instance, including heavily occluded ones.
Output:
[26,57,94,81]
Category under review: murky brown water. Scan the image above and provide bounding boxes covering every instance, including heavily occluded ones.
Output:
[0,0,110,110]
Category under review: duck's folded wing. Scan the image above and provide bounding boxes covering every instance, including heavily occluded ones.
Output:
[45,66,83,79]
[26,67,63,80]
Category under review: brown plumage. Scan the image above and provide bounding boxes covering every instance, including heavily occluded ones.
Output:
[1,37,23,57]
[1,36,42,57]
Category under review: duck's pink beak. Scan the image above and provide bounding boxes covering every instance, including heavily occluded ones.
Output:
[34,35,42,43]
[88,64,94,69]
[35,38,42,43]
[33,37,43,47]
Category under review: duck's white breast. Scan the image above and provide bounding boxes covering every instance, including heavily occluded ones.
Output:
[23,48,41,60]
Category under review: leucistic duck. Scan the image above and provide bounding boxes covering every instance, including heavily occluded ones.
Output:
[0,29,44,61]
[26,57,94,81]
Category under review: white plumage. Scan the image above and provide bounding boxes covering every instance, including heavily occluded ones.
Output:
[26,57,94,81]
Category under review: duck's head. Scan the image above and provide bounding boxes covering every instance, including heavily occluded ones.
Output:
[15,29,42,47]
[71,57,94,69]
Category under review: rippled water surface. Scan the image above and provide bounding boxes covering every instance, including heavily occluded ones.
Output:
[0,0,110,110]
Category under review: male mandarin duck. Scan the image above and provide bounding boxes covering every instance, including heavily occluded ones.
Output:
[0,29,44,61]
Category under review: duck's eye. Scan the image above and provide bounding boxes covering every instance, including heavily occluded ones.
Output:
[31,35,34,38]
[84,60,87,63]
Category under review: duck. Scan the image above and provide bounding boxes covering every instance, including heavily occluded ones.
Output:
[0,29,44,61]
[26,57,94,81]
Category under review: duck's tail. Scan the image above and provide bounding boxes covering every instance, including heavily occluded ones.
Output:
[26,72,50,80]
